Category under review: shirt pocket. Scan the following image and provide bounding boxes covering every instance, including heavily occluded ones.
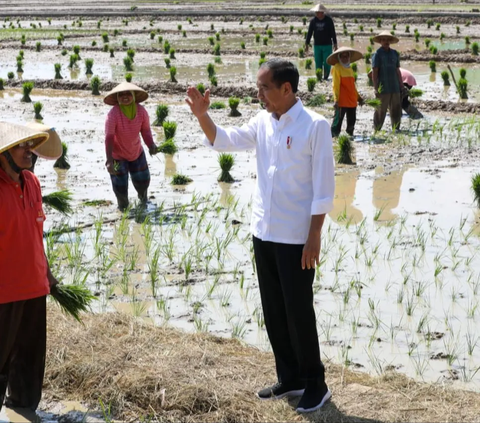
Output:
[32,201,46,225]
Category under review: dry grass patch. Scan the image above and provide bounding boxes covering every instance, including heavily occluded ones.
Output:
[45,307,480,422]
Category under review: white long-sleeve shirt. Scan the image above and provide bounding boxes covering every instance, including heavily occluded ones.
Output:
[205,99,335,244]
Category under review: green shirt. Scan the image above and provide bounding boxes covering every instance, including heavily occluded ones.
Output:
[372,47,400,94]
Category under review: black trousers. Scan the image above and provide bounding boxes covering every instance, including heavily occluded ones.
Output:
[0,296,47,412]
[331,106,357,137]
[252,236,325,385]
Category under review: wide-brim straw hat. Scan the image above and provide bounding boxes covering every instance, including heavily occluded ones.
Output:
[0,121,49,155]
[26,122,63,160]
[103,82,149,106]
[327,46,363,66]
[373,31,399,44]
[310,4,329,13]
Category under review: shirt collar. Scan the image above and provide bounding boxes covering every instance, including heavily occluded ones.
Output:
[0,166,28,185]
[271,98,303,123]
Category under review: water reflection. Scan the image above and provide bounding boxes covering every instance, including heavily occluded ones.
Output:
[330,171,364,225]
[372,166,407,221]
[164,154,177,178]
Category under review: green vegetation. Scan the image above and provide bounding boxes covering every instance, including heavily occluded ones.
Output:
[316,68,323,81]
[33,101,43,119]
[169,66,177,83]
[163,121,177,140]
[21,81,33,102]
[218,153,235,183]
[336,134,354,164]
[305,58,312,69]
[306,94,326,107]
[472,173,480,208]
[125,73,133,82]
[42,190,73,215]
[171,174,192,185]
[85,58,94,75]
[472,42,479,55]
[306,77,316,92]
[123,56,133,71]
[158,138,177,154]
[54,142,71,169]
[196,83,205,95]
[440,71,450,86]
[50,284,96,323]
[154,104,169,126]
[457,78,468,99]
[429,60,436,72]
[90,75,101,95]
[228,97,241,117]
[0,78,3,90]
[210,101,226,109]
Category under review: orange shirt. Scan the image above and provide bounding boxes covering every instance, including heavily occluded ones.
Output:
[331,63,359,108]
[0,167,49,304]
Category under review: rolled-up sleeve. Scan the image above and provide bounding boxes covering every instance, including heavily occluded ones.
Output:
[203,114,258,152]
[310,119,335,215]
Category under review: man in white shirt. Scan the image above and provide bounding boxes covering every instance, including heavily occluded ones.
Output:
[186,58,335,413]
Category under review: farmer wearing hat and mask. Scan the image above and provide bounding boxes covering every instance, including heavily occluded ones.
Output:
[305,4,338,80]
[0,121,61,413]
[328,46,364,137]
[104,82,158,211]
[371,31,404,131]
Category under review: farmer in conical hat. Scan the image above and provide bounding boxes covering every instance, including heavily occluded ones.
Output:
[0,121,60,413]
[25,121,63,172]
[305,4,338,80]
[371,31,404,131]
[327,47,364,137]
[103,82,158,211]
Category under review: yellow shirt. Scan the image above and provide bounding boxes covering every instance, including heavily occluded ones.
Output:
[332,63,359,108]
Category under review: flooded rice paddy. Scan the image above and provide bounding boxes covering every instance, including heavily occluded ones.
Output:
[2,13,480,419]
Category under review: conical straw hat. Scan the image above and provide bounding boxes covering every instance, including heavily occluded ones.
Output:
[26,122,63,160]
[372,31,399,44]
[310,4,329,13]
[0,121,49,154]
[103,82,149,106]
[327,46,363,66]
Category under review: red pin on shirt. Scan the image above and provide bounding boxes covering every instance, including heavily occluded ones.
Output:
[287,136,292,149]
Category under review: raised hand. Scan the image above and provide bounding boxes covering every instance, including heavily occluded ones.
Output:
[185,87,211,118]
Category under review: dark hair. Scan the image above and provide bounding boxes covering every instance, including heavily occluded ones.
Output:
[260,58,299,93]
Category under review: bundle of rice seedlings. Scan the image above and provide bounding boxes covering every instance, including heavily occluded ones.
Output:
[213,43,221,56]
[315,68,322,81]
[73,44,81,59]
[441,71,450,86]
[21,81,33,102]
[36,41,41,52]
[218,153,235,183]
[125,73,132,82]
[153,104,169,126]
[336,134,354,165]
[228,97,241,117]
[90,75,101,95]
[54,141,71,169]
[42,189,73,215]
[85,58,94,75]
[163,121,177,139]
[0,78,3,90]
[33,101,43,119]
[306,77,316,92]
[50,283,96,323]
[17,59,24,73]
[169,66,177,83]
[305,58,312,69]
[365,98,381,109]
[210,101,226,110]
[409,88,423,98]
[7,72,14,80]
[158,138,177,154]
[123,56,134,71]
[109,48,115,58]
[196,83,206,95]
[472,173,480,208]
[54,63,63,79]
[306,94,326,107]
[171,173,192,185]
[457,78,468,99]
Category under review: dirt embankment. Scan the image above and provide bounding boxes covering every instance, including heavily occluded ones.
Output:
[44,306,480,423]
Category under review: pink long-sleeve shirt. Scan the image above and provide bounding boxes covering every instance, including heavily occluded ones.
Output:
[105,104,154,161]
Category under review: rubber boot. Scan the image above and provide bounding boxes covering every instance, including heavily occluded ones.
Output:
[116,193,129,212]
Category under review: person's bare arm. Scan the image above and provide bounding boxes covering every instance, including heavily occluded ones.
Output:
[302,214,326,270]
[373,68,380,95]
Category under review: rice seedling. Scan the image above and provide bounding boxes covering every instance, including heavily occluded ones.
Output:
[218,153,235,183]
[169,66,177,83]
[315,68,323,81]
[171,174,192,185]
[169,49,176,59]
[153,104,169,126]
[33,101,43,120]
[306,77,316,92]
[306,94,326,107]
[429,60,436,72]
[90,75,101,95]
[459,68,467,79]
[125,73,132,82]
[163,121,177,140]
[0,78,3,91]
[16,59,23,73]
[409,88,423,98]
[414,32,420,42]
[42,190,73,215]
[440,70,450,86]
[457,78,468,99]
[164,57,171,68]
[465,36,471,45]
[298,47,305,58]
[72,45,81,59]
[21,81,33,103]
[123,56,133,71]
[61,49,67,56]
[335,134,353,164]
[228,97,241,117]
[54,141,71,169]
[366,98,381,109]
[440,32,445,41]
[85,58,94,75]
[210,101,226,109]
[213,43,221,56]
[302,16,307,25]
[92,41,97,47]
[35,41,41,52]
[50,284,96,323]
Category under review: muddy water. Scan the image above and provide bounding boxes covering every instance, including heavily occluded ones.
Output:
[1,87,473,393]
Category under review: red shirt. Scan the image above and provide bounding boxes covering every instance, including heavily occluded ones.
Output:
[0,167,49,304]
[105,104,155,162]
